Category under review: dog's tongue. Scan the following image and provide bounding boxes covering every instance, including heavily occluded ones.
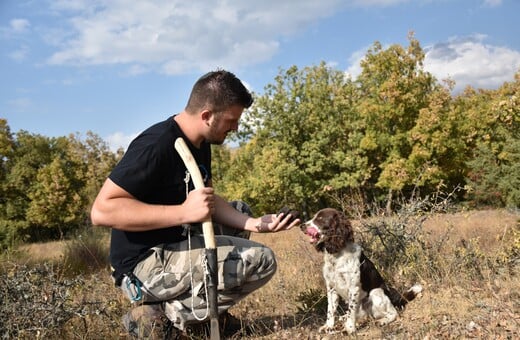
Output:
[304,227,320,243]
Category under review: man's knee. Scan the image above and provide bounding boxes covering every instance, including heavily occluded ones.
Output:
[256,246,277,281]
[224,243,277,286]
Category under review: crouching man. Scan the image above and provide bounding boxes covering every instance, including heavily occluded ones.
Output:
[90,70,300,338]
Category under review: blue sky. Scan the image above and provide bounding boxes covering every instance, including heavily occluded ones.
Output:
[1,0,519,151]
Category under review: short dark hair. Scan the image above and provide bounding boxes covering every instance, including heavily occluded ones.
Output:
[185,70,253,114]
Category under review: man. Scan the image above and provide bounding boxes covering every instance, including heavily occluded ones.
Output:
[90,70,300,337]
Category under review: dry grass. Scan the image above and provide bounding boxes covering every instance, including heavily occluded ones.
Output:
[228,209,520,339]
[18,240,67,261]
[423,209,517,253]
[2,209,519,339]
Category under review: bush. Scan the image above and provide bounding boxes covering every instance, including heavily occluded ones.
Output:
[0,219,31,249]
[0,262,84,338]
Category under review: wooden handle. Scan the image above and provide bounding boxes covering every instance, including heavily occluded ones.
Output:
[175,137,221,340]
[174,138,216,249]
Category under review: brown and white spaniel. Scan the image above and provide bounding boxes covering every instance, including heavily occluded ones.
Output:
[301,208,422,334]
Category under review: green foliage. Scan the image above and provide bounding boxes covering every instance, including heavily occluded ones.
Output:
[1,35,519,251]
[211,144,233,191]
[498,138,520,207]
[466,138,520,208]
[354,34,458,202]
[0,219,31,249]
[0,119,14,207]
[3,131,54,222]
[219,62,364,214]
[465,143,505,206]
[26,157,84,237]
[465,73,520,208]
[215,36,520,213]
[0,125,119,247]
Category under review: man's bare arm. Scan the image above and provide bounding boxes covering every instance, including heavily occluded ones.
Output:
[90,178,214,232]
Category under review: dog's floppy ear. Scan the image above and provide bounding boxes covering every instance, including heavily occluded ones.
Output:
[323,210,354,253]
[340,211,355,243]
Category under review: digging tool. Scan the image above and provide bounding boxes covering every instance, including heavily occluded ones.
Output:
[174,137,220,340]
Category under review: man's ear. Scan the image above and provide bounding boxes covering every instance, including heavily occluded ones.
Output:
[201,109,213,125]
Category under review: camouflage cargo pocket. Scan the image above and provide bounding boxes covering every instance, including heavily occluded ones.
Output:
[133,241,206,303]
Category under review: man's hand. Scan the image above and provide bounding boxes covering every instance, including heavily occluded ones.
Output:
[182,187,215,222]
[253,211,301,233]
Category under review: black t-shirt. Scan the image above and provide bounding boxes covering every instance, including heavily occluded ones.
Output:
[108,115,211,279]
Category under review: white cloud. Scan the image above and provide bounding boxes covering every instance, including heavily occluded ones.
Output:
[8,97,32,112]
[105,131,139,152]
[44,0,344,74]
[0,18,30,38]
[348,0,410,6]
[344,35,520,93]
[483,0,502,7]
[124,64,149,77]
[424,35,520,92]
[10,19,30,33]
[345,47,369,79]
[8,45,30,62]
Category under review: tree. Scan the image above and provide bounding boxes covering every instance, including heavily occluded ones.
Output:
[353,33,445,208]
[0,119,14,219]
[216,38,518,213]
[65,131,120,211]
[0,125,120,246]
[219,63,362,214]
[465,72,520,208]
[3,131,54,222]
[408,80,467,193]
[211,144,233,193]
[26,157,82,238]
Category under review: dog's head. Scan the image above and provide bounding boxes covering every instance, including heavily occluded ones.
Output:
[300,208,354,254]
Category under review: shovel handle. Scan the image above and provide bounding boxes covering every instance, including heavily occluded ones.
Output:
[174,137,220,340]
[174,138,216,249]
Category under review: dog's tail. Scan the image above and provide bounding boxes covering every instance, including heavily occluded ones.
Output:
[385,284,423,309]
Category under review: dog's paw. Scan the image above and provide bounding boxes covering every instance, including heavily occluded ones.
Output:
[318,324,337,334]
[375,317,395,326]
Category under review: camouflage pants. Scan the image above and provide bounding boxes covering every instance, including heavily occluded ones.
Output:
[125,202,277,330]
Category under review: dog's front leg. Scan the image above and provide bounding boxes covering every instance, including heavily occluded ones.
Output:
[340,285,359,334]
[319,286,339,333]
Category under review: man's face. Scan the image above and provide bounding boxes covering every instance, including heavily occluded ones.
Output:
[206,105,243,144]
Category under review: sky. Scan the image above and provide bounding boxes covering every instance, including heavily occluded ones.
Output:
[1,0,519,151]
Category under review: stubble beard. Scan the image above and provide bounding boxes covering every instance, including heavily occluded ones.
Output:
[207,118,227,145]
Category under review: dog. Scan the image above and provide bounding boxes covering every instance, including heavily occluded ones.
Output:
[301,208,422,334]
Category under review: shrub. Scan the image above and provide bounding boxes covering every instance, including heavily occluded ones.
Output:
[0,262,84,338]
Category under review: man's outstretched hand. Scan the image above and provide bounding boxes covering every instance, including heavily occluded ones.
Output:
[252,206,301,233]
